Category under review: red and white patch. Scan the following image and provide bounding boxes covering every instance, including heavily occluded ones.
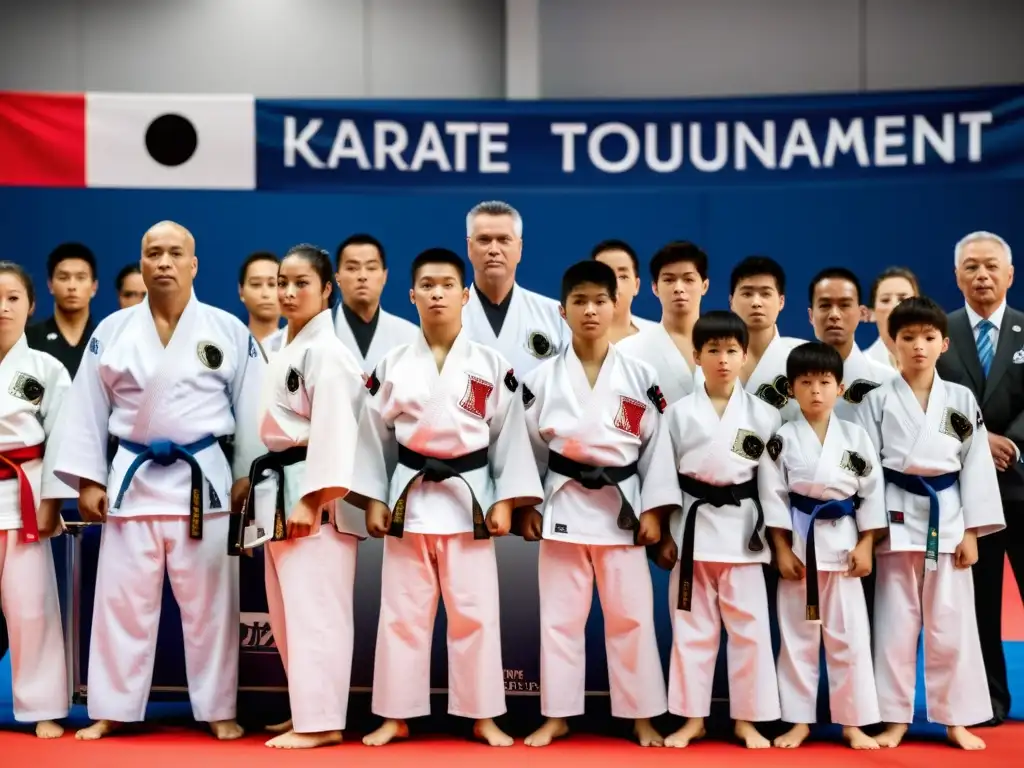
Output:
[613,396,646,437]
[458,375,494,418]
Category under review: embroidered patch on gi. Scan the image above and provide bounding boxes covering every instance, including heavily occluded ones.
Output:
[646,384,667,414]
[88,336,100,355]
[504,368,519,393]
[522,383,536,410]
[840,450,870,477]
[613,395,646,437]
[527,331,554,359]
[554,523,568,534]
[843,379,880,404]
[209,484,221,508]
[977,409,984,428]
[755,374,790,410]
[249,335,266,362]
[942,407,973,442]
[889,511,905,524]
[286,367,302,394]
[766,434,783,461]
[459,375,494,418]
[197,342,224,370]
[365,369,381,396]
[9,373,44,405]
[732,429,764,460]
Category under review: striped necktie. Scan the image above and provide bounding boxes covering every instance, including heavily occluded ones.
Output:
[977,318,995,377]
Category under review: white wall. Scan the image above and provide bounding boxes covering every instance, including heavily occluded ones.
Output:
[1,0,1022,98]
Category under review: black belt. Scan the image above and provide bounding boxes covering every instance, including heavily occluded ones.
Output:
[229,446,308,555]
[676,473,764,611]
[547,451,640,541]
[390,444,491,540]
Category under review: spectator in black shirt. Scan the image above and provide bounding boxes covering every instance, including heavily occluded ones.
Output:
[115,263,146,309]
[25,243,97,378]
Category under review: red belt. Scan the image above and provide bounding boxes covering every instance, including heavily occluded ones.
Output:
[0,444,45,543]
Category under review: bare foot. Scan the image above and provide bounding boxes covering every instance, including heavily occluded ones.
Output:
[774,723,810,748]
[947,726,986,750]
[473,718,513,747]
[266,729,343,749]
[35,720,64,739]
[75,720,123,740]
[665,717,706,748]
[633,718,663,747]
[525,717,569,747]
[362,719,409,747]
[843,726,879,749]
[735,720,771,749]
[875,723,909,748]
[210,719,245,740]
[265,718,292,734]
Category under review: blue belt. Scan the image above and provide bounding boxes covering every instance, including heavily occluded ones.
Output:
[113,435,219,540]
[882,468,960,570]
[789,492,858,621]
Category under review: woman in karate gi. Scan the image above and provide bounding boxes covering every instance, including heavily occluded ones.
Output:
[0,262,74,738]
[246,245,366,749]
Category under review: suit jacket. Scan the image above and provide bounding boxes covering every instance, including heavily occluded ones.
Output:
[936,305,1024,500]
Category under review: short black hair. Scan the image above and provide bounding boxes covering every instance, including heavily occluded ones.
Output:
[786,342,844,384]
[238,251,279,286]
[283,244,336,307]
[808,267,861,305]
[869,266,920,308]
[47,243,96,280]
[693,310,749,353]
[115,263,141,293]
[591,239,639,277]
[561,260,618,306]
[411,248,466,286]
[0,261,36,308]
[730,256,786,296]
[649,241,708,283]
[887,295,948,339]
[336,233,387,270]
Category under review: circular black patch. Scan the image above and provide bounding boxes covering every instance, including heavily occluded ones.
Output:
[197,342,224,370]
[766,435,783,461]
[845,379,879,404]
[743,434,765,459]
[848,452,868,477]
[145,114,198,167]
[22,377,43,402]
[773,374,791,398]
[528,331,552,358]
[286,368,300,393]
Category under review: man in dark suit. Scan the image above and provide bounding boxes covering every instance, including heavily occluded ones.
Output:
[936,231,1024,725]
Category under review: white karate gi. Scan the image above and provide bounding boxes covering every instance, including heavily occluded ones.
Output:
[333,304,419,372]
[656,383,787,721]
[50,294,265,724]
[523,344,678,720]
[759,414,886,726]
[865,338,897,370]
[833,344,897,422]
[352,330,543,720]
[0,336,73,723]
[251,309,366,733]
[630,314,658,331]
[694,331,806,423]
[616,323,696,407]
[856,374,1004,727]
[261,327,286,355]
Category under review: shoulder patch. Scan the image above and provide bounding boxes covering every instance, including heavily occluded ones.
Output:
[9,373,44,405]
[365,368,381,396]
[197,341,224,370]
[841,450,870,477]
[646,384,667,414]
[286,367,302,394]
[88,336,100,355]
[504,368,519,393]
[976,409,984,429]
[522,383,536,410]
[766,434,783,461]
[843,379,880,405]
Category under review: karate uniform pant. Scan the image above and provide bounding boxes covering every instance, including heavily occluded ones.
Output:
[668,561,780,722]
[874,551,992,726]
[265,526,357,733]
[538,540,666,719]
[372,532,504,720]
[0,530,68,722]
[88,514,238,723]
[776,571,879,726]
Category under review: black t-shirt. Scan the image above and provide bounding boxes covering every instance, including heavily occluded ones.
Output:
[25,314,96,379]
[477,284,514,337]
[342,303,380,359]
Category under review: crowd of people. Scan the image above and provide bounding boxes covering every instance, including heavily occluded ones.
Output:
[0,200,1020,754]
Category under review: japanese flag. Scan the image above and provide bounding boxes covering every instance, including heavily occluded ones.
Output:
[86,93,255,189]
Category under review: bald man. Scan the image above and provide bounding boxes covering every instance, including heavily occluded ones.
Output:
[46,221,266,740]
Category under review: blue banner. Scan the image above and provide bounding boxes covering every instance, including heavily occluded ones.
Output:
[256,86,1024,192]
